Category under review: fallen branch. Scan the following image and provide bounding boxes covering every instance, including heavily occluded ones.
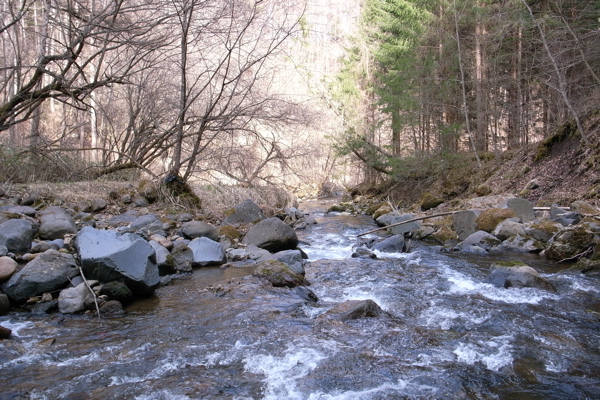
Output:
[357,211,459,237]
[79,266,102,323]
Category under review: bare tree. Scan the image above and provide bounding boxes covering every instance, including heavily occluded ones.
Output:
[0,0,165,133]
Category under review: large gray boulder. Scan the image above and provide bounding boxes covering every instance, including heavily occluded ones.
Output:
[242,218,298,252]
[38,206,77,240]
[545,226,596,261]
[74,226,160,295]
[488,262,556,292]
[188,237,226,267]
[181,221,219,241]
[371,234,406,253]
[452,210,480,240]
[376,213,421,235]
[223,199,265,225]
[505,198,535,222]
[3,250,79,304]
[0,219,34,253]
[460,230,501,251]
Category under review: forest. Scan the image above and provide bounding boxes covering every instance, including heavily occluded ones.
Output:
[0,0,598,198]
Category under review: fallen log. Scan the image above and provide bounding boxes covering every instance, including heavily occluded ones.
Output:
[357,211,459,237]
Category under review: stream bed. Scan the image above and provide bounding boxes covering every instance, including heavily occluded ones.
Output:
[1,198,599,399]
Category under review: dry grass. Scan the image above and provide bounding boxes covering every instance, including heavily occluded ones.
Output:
[0,178,299,220]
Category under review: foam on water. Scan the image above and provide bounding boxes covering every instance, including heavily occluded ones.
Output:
[243,345,329,400]
[304,379,438,400]
[453,336,513,371]
[442,266,558,304]
[421,305,491,330]
[303,232,355,260]
[0,318,35,337]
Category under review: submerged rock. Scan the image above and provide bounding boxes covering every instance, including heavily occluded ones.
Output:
[318,299,388,322]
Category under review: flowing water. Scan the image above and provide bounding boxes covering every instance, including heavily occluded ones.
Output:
[1,198,599,399]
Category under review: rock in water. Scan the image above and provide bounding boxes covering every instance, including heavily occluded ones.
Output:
[74,226,160,296]
[188,237,227,267]
[372,234,406,253]
[488,262,556,292]
[3,250,79,305]
[242,218,298,252]
[0,325,11,339]
[318,300,387,322]
[253,260,309,288]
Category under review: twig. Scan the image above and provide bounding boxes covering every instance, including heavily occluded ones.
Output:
[557,246,594,263]
[357,211,459,237]
[79,266,102,323]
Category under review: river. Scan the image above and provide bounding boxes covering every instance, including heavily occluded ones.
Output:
[1,198,599,399]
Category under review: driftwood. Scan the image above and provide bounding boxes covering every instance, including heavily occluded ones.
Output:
[357,211,459,237]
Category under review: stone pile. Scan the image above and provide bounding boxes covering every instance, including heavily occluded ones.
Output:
[0,194,317,332]
[341,194,599,275]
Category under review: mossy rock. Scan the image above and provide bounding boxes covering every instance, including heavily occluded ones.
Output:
[164,172,202,209]
[253,260,309,288]
[545,226,596,261]
[420,193,444,211]
[138,180,159,203]
[476,208,517,233]
[474,184,493,196]
[431,225,458,245]
[372,205,392,220]
[526,221,561,243]
[534,120,577,161]
[565,258,600,276]
[219,225,241,241]
[366,202,387,216]
[327,204,345,213]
